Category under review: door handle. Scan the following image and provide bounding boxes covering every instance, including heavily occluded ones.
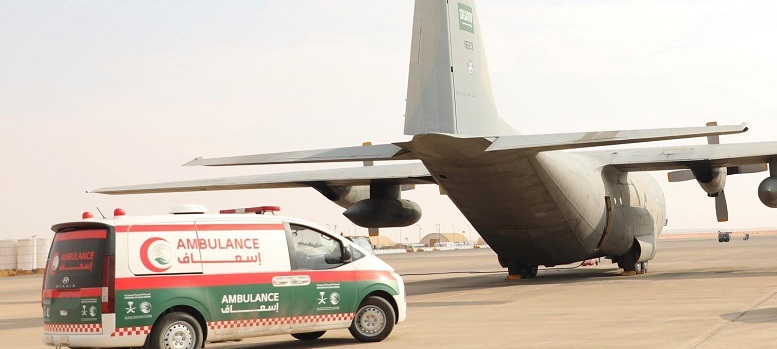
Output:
[291,275,311,286]
[272,276,291,287]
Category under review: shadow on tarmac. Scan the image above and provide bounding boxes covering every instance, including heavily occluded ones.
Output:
[722,306,777,324]
[403,267,777,297]
[211,338,362,349]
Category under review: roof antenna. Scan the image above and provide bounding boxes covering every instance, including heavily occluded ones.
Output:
[96,207,106,219]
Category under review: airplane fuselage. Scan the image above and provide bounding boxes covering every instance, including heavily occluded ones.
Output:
[409,135,666,266]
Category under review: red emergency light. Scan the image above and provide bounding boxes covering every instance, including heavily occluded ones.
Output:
[82,212,95,219]
[114,208,126,217]
[220,206,281,215]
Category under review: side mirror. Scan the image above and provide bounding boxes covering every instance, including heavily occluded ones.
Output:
[341,245,353,263]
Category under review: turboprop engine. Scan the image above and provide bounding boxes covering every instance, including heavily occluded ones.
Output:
[312,183,422,228]
[758,160,777,208]
[690,167,726,197]
[669,166,729,222]
[343,198,422,228]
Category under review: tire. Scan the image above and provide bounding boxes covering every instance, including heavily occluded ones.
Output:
[634,261,643,275]
[146,312,203,349]
[349,296,395,342]
[522,265,538,278]
[291,331,326,341]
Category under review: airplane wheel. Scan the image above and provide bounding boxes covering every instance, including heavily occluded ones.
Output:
[640,261,648,274]
[507,261,538,278]
[522,265,538,278]
[617,244,641,275]
[634,261,643,275]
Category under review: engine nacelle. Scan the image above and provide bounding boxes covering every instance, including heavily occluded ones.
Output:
[691,167,726,196]
[312,185,370,208]
[343,198,422,228]
[758,177,777,208]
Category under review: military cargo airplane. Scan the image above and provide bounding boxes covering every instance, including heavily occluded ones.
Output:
[94,0,777,279]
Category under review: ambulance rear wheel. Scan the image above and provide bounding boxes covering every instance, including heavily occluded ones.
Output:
[146,312,203,349]
[349,296,395,342]
[292,331,326,340]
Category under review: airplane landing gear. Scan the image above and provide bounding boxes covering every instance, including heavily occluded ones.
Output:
[617,244,648,276]
[506,261,538,280]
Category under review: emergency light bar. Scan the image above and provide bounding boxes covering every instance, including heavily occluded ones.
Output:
[220,206,280,215]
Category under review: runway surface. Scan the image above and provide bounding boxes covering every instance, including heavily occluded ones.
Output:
[3,235,777,348]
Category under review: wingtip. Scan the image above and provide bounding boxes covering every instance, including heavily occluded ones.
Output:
[183,156,204,166]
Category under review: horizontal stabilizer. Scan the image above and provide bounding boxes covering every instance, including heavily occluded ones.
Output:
[185,144,414,167]
[93,163,433,195]
[579,141,777,172]
[486,123,748,153]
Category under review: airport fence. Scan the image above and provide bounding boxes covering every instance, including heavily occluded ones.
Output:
[374,244,490,255]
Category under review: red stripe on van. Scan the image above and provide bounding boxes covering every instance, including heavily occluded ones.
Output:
[115,224,284,233]
[197,224,285,231]
[54,230,107,241]
[116,270,394,290]
[43,287,102,299]
[114,225,195,232]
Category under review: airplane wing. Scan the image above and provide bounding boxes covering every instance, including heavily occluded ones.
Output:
[575,141,777,172]
[92,163,434,195]
[184,143,416,166]
[486,123,748,153]
[179,123,748,167]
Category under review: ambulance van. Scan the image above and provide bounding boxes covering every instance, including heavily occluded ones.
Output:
[42,205,406,348]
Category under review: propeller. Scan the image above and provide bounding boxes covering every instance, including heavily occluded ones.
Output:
[714,191,728,222]
[666,122,731,221]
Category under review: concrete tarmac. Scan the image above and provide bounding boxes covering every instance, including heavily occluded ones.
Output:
[3,235,777,348]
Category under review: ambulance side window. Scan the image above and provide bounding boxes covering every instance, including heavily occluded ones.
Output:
[288,224,345,270]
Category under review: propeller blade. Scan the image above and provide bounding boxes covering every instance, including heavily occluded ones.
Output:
[706,121,720,144]
[362,142,374,167]
[727,163,768,175]
[667,170,696,182]
[368,228,379,237]
[715,191,728,222]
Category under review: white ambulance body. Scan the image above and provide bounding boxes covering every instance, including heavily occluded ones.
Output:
[42,205,406,348]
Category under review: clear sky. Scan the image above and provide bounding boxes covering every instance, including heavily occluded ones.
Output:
[2,0,777,242]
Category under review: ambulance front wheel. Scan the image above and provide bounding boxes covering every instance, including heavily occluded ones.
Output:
[146,312,203,349]
[349,296,395,342]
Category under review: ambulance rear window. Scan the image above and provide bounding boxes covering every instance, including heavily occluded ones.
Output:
[43,229,107,290]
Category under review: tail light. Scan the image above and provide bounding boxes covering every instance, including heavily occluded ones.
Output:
[101,255,115,313]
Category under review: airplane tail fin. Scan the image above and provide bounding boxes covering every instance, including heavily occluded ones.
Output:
[404,0,515,136]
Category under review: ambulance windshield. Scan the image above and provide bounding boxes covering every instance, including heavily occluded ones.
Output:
[43,229,107,290]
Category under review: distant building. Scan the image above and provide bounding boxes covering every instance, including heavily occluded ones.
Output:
[368,235,397,249]
[420,233,469,247]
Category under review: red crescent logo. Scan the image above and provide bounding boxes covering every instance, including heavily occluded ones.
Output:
[49,252,60,275]
[140,237,171,272]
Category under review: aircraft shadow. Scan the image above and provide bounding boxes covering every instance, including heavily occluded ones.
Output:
[721,307,777,324]
[403,267,622,297]
[403,267,777,297]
